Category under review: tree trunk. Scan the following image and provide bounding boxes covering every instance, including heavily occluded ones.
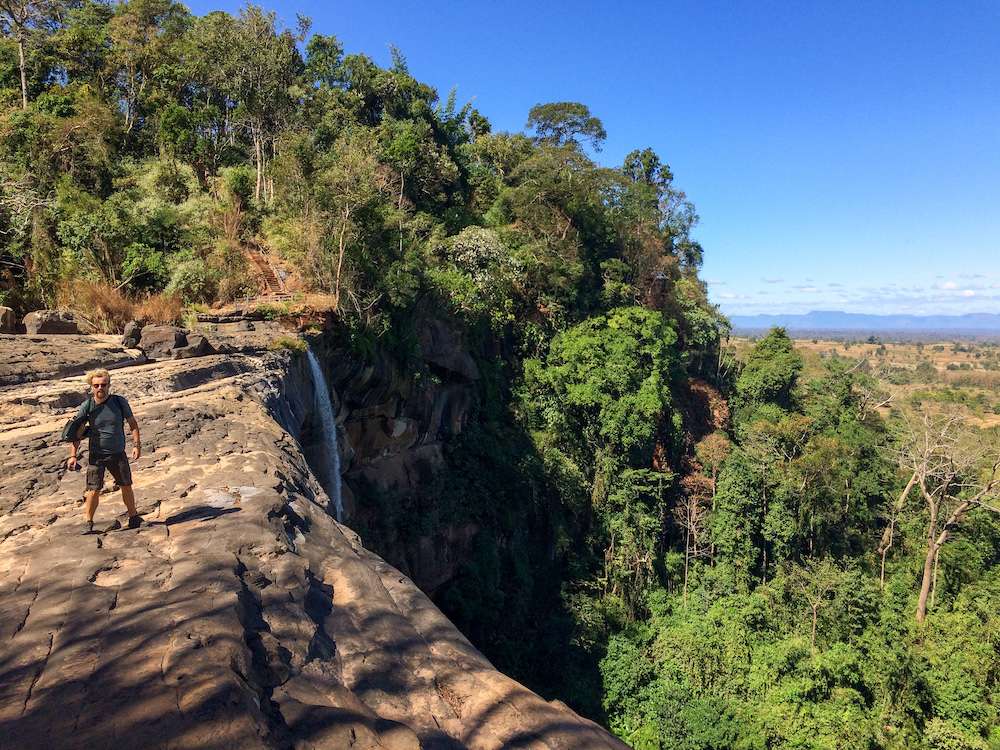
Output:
[879,472,917,589]
[17,34,27,110]
[917,500,970,622]
[916,499,939,623]
[930,546,940,611]
[333,206,351,312]
[398,173,405,256]
[880,513,895,590]
[916,544,936,623]
[683,526,690,609]
[761,470,768,583]
[253,131,264,202]
[811,604,818,649]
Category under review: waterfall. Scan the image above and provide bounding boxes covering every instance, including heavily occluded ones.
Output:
[306,349,344,522]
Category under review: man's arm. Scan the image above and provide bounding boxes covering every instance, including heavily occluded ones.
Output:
[68,439,81,469]
[127,416,141,460]
[67,399,91,469]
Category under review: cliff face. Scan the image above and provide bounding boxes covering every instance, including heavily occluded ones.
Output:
[0,332,631,750]
[311,318,485,597]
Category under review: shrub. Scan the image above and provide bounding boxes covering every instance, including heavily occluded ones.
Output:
[134,292,183,326]
[914,360,938,383]
[58,280,135,333]
[266,337,307,355]
[57,281,182,332]
[122,242,169,292]
[166,258,219,304]
[256,301,292,320]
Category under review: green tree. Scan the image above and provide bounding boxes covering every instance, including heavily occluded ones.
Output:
[438,225,521,328]
[223,5,306,200]
[526,101,606,151]
[105,0,190,140]
[525,306,679,614]
[272,129,395,311]
[733,327,803,418]
[0,0,60,109]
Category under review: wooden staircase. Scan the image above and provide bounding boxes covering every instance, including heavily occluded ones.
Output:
[245,243,284,294]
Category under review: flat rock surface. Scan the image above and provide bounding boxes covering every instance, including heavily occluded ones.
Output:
[0,336,631,750]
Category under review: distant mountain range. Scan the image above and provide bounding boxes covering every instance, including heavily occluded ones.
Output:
[729,311,1000,333]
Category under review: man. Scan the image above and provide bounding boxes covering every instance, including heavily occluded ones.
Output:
[67,368,147,534]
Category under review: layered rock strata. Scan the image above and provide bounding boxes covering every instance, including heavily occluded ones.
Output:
[0,335,631,750]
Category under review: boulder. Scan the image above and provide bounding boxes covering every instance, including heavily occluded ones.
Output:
[23,310,79,335]
[121,320,141,348]
[137,325,215,361]
[172,332,215,359]
[138,324,188,361]
[0,306,15,333]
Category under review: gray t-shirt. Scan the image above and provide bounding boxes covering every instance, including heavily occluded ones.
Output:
[78,395,133,455]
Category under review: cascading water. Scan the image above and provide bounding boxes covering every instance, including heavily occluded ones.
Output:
[306,349,344,522]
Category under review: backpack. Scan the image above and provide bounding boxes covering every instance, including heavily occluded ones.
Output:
[60,395,125,443]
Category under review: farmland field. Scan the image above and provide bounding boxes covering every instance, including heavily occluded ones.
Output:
[727,335,1000,427]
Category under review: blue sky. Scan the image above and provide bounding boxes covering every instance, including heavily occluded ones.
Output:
[184,0,1000,317]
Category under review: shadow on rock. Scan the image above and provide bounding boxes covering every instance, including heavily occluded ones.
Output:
[164,506,242,525]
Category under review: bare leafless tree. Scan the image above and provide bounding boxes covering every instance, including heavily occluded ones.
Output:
[674,471,712,607]
[848,357,897,421]
[890,408,1000,622]
[0,174,54,238]
[694,432,731,564]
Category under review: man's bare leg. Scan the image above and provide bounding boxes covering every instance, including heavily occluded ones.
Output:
[121,485,137,517]
[85,489,100,522]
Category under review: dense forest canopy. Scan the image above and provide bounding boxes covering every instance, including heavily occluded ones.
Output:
[2,3,1000,749]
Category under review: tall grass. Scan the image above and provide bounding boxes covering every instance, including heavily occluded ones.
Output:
[58,281,183,333]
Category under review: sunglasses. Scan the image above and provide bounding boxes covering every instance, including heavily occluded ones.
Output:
[92,383,109,389]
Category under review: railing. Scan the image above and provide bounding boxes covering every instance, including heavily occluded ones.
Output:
[234,292,303,314]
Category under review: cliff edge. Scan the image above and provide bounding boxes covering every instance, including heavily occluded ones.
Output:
[0,333,631,750]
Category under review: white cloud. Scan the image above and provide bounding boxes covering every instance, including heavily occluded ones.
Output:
[933,282,958,290]
[761,277,783,283]
[715,287,1000,317]
[828,283,843,288]
[801,287,820,293]
[707,279,726,285]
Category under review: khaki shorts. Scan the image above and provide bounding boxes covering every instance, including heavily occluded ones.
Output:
[86,452,132,491]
